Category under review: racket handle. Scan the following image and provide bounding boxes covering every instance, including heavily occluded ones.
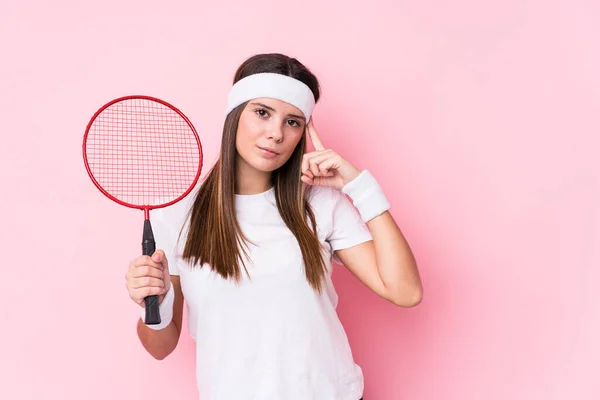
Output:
[142,219,161,325]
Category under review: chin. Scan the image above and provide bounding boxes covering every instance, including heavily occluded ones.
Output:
[251,158,282,172]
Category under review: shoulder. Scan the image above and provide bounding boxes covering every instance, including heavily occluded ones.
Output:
[306,185,334,209]
[306,185,355,228]
[307,185,348,210]
[150,183,200,266]
[153,183,199,232]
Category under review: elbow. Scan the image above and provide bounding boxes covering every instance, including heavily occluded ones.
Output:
[147,343,177,360]
[151,339,180,360]
[152,351,171,361]
[389,285,423,308]
[406,289,423,307]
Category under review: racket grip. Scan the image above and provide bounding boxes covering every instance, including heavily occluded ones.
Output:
[142,219,161,325]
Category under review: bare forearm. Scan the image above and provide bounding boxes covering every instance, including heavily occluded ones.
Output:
[136,318,180,360]
[368,211,423,306]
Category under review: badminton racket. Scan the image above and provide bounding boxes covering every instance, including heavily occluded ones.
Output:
[82,95,202,325]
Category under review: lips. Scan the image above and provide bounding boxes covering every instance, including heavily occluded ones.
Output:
[258,146,279,155]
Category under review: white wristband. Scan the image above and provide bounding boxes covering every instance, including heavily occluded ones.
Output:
[140,284,175,330]
[342,170,391,222]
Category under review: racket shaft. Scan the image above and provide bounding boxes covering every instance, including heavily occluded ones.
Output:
[142,219,161,325]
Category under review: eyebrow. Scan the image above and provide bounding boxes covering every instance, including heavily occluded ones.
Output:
[250,102,306,121]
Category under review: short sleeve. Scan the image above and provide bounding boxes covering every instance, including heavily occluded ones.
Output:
[327,188,373,264]
[151,195,193,276]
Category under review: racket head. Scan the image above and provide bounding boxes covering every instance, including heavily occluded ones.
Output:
[82,95,203,212]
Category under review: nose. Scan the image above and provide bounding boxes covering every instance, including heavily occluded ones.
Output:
[266,122,283,143]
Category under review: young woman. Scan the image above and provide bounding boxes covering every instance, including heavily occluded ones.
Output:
[125,53,423,399]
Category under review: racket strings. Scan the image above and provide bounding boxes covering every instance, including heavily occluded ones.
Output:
[85,98,201,207]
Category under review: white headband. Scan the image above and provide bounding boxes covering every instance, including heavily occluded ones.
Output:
[225,73,315,120]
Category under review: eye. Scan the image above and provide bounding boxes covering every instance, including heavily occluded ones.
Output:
[287,119,301,127]
[255,108,269,118]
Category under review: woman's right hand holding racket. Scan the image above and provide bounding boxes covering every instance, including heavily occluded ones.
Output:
[125,249,171,307]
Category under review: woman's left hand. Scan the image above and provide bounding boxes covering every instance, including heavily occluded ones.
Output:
[301,119,362,190]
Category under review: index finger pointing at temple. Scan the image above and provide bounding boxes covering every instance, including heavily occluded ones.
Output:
[307,119,326,151]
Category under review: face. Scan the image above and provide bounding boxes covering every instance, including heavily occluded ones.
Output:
[235,97,306,173]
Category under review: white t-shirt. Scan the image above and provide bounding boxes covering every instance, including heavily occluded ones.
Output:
[152,184,373,400]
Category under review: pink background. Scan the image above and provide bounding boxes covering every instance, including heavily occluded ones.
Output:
[1,0,598,399]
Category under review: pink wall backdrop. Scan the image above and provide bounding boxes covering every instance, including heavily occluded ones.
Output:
[1,0,598,399]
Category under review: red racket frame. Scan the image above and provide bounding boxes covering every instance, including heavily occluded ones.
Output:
[82,95,203,325]
[82,95,203,220]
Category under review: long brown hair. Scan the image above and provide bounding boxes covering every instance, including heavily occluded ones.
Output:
[181,53,327,292]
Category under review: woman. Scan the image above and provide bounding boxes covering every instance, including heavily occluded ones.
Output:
[125,53,423,399]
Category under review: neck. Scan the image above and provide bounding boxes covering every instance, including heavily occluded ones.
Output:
[235,156,273,195]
